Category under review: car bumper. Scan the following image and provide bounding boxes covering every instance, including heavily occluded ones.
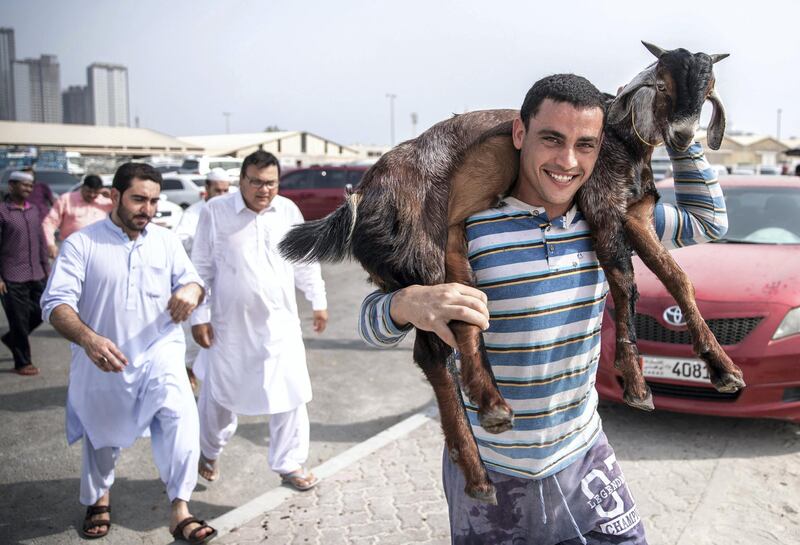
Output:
[598,310,800,423]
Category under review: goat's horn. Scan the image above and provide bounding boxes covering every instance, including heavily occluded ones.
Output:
[710,53,730,64]
[641,41,667,59]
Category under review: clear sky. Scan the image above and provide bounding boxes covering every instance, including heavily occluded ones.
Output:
[4,0,799,146]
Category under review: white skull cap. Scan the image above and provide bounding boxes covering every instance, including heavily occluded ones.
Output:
[206,168,232,183]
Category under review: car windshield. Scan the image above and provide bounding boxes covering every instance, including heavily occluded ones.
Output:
[659,186,800,244]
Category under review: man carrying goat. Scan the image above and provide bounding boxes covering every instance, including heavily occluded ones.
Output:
[359,74,727,544]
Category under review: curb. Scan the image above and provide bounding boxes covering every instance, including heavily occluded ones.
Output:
[203,405,439,541]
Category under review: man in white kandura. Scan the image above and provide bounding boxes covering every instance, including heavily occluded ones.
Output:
[41,163,216,543]
[174,167,232,391]
[191,150,328,490]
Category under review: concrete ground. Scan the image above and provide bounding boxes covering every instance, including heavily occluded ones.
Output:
[0,260,798,544]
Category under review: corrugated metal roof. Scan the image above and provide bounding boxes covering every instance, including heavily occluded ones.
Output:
[0,120,204,153]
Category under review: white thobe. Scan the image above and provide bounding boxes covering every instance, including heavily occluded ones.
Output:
[174,199,207,367]
[41,218,203,449]
[174,199,206,255]
[191,192,326,416]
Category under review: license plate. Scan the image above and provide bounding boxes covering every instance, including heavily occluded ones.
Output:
[641,356,711,384]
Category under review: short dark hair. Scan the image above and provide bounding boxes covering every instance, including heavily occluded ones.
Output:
[112,162,162,194]
[240,150,281,178]
[82,174,103,190]
[520,74,606,128]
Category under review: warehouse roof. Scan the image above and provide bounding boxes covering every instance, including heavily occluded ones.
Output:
[0,121,204,154]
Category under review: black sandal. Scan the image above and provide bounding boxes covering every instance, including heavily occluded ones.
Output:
[171,516,217,544]
[81,504,111,539]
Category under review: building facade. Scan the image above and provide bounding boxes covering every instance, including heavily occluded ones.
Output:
[62,85,91,124]
[87,63,129,127]
[0,28,14,121]
[12,55,62,123]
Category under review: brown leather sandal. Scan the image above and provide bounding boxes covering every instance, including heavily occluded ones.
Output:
[81,504,111,539]
[170,516,217,544]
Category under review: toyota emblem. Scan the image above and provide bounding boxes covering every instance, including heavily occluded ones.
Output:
[663,305,686,326]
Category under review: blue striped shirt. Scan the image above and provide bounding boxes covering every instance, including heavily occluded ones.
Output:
[359,143,727,480]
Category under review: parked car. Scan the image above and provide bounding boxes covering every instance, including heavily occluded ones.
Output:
[1,168,79,196]
[161,174,205,208]
[68,177,184,230]
[756,165,781,176]
[279,165,368,220]
[180,156,242,177]
[596,176,800,422]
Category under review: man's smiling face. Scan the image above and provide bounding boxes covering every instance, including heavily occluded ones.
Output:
[512,98,604,218]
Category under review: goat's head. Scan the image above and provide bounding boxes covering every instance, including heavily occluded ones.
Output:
[608,41,729,151]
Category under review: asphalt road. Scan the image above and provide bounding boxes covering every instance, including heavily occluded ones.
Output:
[1,260,798,544]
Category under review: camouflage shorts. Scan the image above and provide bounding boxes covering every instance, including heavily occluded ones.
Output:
[443,431,647,545]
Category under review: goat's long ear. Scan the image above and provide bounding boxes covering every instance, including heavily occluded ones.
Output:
[607,66,654,125]
[706,88,726,150]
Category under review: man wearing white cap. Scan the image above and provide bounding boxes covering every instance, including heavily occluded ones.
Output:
[174,168,232,390]
[0,171,49,375]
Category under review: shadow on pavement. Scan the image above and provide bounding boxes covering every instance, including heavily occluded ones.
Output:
[304,337,411,351]
[235,401,433,448]
[599,400,800,461]
[0,477,233,545]
[0,384,66,412]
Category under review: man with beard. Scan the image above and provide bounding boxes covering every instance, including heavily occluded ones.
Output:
[0,171,49,376]
[41,163,216,542]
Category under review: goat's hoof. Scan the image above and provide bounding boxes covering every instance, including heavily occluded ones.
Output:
[466,483,497,505]
[623,387,655,411]
[712,371,746,393]
[479,405,514,434]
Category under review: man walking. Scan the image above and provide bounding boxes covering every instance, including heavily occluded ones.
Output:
[175,168,232,255]
[191,151,327,489]
[174,167,232,390]
[42,174,113,259]
[359,75,729,544]
[41,163,216,542]
[0,171,49,376]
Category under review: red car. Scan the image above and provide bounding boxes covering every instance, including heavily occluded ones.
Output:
[596,176,800,422]
[279,165,368,220]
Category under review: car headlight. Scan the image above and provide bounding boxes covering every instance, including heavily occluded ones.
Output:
[773,307,800,340]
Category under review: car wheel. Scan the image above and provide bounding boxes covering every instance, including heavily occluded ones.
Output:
[180,203,190,209]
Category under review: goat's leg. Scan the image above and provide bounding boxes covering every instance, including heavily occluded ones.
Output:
[445,224,513,434]
[414,330,497,504]
[593,220,654,411]
[623,196,746,392]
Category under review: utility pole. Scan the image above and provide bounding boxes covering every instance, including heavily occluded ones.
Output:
[410,112,418,138]
[223,112,232,134]
[386,93,397,146]
[777,108,782,140]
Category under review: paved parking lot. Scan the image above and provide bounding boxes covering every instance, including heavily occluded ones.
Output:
[0,261,798,544]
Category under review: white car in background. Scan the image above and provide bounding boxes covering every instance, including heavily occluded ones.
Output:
[160,174,205,208]
[69,176,184,230]
[179,156,242,177]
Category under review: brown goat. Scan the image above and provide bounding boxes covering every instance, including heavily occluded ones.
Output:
[279,42,745,504]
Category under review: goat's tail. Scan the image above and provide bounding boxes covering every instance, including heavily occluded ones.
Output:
[279,193,361,263]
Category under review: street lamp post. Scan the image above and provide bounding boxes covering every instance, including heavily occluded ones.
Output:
[223,112,231,134]
[386,93,397,147]
[777,108,782,140]
[410,112,418,138]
